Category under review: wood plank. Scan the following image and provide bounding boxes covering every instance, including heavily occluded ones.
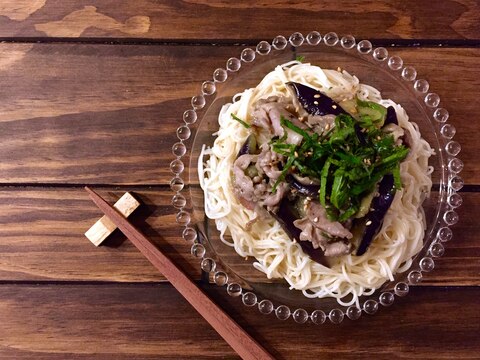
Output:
[0,44,477,184]
[394,48,478,187]
[0,43,238,184]
[0,187,477,286]
[0,1,478,40]
[0,188,200,282]
[0,284,478,359]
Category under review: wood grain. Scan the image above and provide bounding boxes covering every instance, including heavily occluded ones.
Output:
[0,284,479,359]
[0,1,478,40]
[0,188,200,282]
[0,43,235,184]
[0,3,477,359]
[0,7,476,360]
[0,187,477,285]
[85,186,274,360]
[0,44,477,184]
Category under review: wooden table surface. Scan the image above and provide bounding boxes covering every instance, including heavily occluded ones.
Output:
[0,1,479,359]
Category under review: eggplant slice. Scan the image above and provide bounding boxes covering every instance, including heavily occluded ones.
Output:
[237,134,257,157]
[354,174,396,256]
[269,198,326,265]
[384,106,399,126]
[287,175,320,199]
[287,82,346,116]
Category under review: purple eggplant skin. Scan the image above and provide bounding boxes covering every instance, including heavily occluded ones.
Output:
[287,82,346,116]
[355,174,396,256]
[384,106,398,126]
[237,134,257,158]
[288,81,367,144]
[287,175,320,198]
[269,198,326,265]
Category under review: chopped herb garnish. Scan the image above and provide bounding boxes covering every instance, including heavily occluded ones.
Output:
[338,205,358,223]
[271,113,409,221]
[280,117,311,139]
[230,113,251,128]
[272,155,296,193]
[319,158,331,207]
[296,55,305,62]
[392,163,402,190]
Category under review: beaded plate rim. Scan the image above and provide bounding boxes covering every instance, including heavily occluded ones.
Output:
[170,32,463,324]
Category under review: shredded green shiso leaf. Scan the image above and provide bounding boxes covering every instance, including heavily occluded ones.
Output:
[231,113,251,128]
[271,112,409,221]
[295,55,305,63]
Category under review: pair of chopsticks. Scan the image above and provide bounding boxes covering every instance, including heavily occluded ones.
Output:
[85,187,274,360]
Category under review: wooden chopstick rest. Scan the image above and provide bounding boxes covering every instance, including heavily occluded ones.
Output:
[85,192,140,246]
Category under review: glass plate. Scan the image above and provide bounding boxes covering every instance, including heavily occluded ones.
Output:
[170,32,463,324]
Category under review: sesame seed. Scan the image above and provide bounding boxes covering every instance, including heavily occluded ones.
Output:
[314,94,321,98]
[313,217,319,222]
[332,105,337,109]
[313,101,319,105]
[366,220,372,226]
[325,123,330,130]
[337,67,342,72]
[294,151,298,157]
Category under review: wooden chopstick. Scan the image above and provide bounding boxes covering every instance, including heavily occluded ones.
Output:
[85,187,274,360]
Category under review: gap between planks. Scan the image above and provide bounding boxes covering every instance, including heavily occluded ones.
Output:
[0,38,479,47]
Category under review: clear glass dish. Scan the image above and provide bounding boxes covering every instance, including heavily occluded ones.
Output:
[170,32,463,324]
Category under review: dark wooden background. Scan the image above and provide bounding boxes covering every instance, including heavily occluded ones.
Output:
[0,1,479,359]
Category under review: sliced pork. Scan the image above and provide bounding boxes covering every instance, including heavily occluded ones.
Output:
[307,114,336,134]
[292,200,353,257]
[293,217,352,257]
[263,182,288,208]
[256,144,283,180]
[252,97,307,145]
[233,154,258,209]
[304,201,353,239]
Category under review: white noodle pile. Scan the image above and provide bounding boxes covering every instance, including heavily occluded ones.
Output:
[198,61,434,307]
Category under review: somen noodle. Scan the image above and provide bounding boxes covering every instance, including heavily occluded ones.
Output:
[198,61,433,307]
